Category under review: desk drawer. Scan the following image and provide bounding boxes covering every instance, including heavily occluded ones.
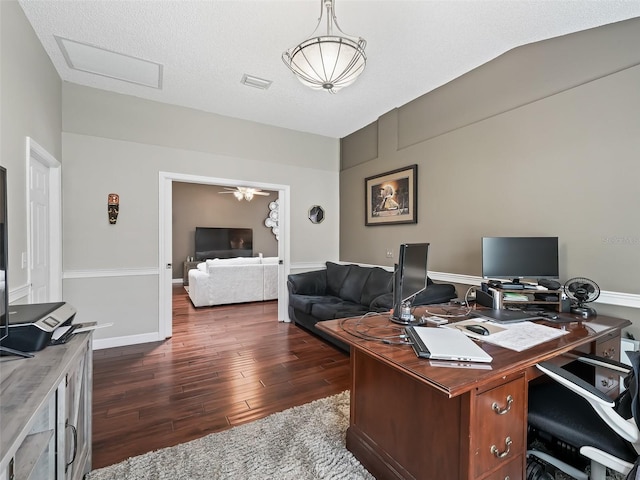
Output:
[481,454,523,480]
[595,335,621,396]
[472,376,526,478]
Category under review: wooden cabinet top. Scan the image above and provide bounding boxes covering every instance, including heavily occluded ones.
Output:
[0,332,92,460]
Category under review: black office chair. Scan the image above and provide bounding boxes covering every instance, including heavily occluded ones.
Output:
[527,351,640,480]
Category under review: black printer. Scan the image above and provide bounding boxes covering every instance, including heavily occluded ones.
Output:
[1,302,77,353]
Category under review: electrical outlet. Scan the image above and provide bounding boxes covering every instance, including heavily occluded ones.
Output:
[21,252,27,269]
[386,249,393,258]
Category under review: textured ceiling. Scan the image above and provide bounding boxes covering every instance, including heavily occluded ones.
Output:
[18,1,640,139]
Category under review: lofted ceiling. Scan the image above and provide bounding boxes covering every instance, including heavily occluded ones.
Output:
[18,0,640,139]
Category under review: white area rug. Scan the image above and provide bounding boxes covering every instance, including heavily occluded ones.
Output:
[87,391,374,480]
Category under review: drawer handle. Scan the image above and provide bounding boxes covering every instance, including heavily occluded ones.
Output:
[490,437,512,459]
[491,395,513,415]
[66,422,78,472]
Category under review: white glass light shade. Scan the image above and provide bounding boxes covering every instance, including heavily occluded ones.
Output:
[283,36,366,93]
[282,0,366,94]
[233,191,243,201]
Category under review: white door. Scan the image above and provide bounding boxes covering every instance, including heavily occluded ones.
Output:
[29,159,50,303]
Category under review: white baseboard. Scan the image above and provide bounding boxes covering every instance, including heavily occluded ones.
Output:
[92,331,165,350]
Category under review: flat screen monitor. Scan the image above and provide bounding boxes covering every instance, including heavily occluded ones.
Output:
[391,243,429,325]
[0,166,6,345]
[481,236,559,283]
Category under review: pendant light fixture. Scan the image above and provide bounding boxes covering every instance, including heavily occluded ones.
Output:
[282,0,366,94]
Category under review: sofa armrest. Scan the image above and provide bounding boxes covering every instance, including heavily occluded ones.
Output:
[287,270,327,296]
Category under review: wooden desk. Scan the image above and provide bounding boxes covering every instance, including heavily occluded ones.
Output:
[317,312,630,480]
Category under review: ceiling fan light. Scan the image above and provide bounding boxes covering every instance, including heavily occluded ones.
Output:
[233,191,243,201]
[282,0,366,93]
[244,192,254,201]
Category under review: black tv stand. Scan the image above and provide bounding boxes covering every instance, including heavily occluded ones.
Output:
[0,345,34,358]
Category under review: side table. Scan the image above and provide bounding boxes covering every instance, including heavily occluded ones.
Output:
[183,260,200,286]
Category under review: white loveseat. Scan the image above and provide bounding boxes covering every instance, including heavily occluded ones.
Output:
[188,256,278,307]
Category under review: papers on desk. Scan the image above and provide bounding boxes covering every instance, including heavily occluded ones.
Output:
[448,319,568,352]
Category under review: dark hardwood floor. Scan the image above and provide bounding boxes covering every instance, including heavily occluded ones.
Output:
[91,285,350,469]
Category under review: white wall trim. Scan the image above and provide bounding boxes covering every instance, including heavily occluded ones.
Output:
[63,268,158,279]
[428,271,640,309]
[428,271,483,286]
[82,265,638,350]
[598,290,640,309]
[339,263,640,310]
[92,331,164,350]
[290,262,327,273]
[8,284,31,304]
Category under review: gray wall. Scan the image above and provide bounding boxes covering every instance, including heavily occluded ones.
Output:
[172,182,278,279]
[0,1,61,300]
[340,18,640,335]
[61,84,340,343]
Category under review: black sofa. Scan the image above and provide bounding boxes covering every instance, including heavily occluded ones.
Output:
[287,262,457,351]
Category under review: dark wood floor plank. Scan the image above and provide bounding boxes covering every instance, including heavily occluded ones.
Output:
[92,285,350,469]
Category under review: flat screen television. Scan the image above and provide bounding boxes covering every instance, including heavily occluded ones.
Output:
[194,227,253,260]
[0,167,30,357]
[481,236,559,284]
[391,243,429,325]
[0,167,7,348]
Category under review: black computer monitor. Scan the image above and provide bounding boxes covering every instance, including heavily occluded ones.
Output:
[391,243,429,325]
[481,236,559,284]
[0,167,7,347]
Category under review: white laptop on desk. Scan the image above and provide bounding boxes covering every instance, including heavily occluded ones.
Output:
[405,326,493,363]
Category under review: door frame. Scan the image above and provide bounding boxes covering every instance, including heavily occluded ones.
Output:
[158,172,290,339]
[26,137,62,302]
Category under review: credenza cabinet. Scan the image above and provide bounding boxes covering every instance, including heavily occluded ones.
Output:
[0,331,92,480]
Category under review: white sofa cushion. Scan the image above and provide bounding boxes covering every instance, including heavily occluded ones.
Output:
[205,256,261,274]
[188,256,279,307]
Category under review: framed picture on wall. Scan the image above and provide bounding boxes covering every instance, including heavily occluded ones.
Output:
[365,164,417,226]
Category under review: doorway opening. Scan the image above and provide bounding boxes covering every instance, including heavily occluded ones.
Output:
[158,172,290,339]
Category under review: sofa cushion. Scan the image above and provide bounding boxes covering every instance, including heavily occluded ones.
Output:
[339,266,372,305]
[368,282,457,312]
[289,294,342,315]
[206,257,261,267]
[414,283,457,305]
[361,267,393,307]
[325,262,351,297]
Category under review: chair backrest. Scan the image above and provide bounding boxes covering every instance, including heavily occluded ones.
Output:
[616,351,640,430]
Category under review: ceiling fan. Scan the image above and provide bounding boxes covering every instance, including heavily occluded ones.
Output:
[218,187,270,201]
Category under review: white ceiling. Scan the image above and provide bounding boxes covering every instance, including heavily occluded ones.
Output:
[18,1,640,139]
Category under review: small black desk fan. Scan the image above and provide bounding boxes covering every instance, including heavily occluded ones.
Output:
[564,277,600,318]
